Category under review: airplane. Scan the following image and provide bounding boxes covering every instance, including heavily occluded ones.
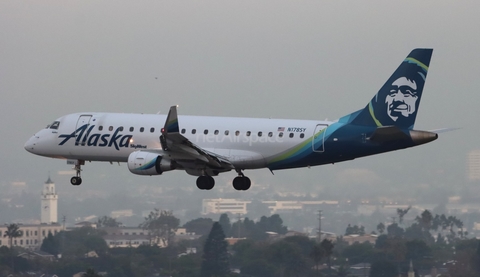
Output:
[25,48,438,191]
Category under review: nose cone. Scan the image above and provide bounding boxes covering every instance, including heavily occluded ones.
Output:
[24,135,38,153]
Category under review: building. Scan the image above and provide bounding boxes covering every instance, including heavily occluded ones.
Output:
[0,177,63,250]
[262,200,339,214]
[202,199,251,215]
[0,223,63,250]
[468,149,480,182]
[343,234,378,245]
[102,226,161,248]
[41,177,58,224]
[202,199,339,215]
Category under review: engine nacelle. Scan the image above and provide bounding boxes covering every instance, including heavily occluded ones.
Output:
[127,151,176,175]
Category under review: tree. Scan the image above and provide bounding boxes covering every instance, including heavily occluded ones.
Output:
[96,216,122,228]
[241,259,276,277]
[55,227,108,258]
[41,232,60,256]
[405,239,432,267]
[416,210,433,231]
[396,206,411,224]
[218,214,231,237]
[3,223,21,248]
[342,242,374,265]
[386,223,404,238]
[345,224,365,235]
[404,222,434,244]
[200,222,230,277]
[377,222,385,234]
[3,223,22,274]
[139,209,180,246]
[183,218,214,236]
[321,239,334,273]
[257,215,288,234]
[267,240,310,277]
[369,260,397,277]
[83,268,101,277]
[310,243,324,276]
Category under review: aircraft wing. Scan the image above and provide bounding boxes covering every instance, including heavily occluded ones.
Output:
[159,106,234,170]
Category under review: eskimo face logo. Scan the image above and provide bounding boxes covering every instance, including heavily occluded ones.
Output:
[385,77,419,122]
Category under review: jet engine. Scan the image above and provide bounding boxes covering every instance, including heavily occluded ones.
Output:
[127,151,176,175]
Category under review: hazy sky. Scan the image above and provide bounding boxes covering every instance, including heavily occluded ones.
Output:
[1,1,478,196]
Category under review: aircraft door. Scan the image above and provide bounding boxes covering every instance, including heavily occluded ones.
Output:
[312,124,328,152]
[75,115,92,146]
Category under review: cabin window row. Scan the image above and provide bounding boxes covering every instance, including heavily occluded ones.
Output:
[180,129,305,139]
[97,126,157,133]
[91,125,305,139]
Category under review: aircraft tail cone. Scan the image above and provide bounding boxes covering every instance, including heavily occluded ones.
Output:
[409,130,438,145]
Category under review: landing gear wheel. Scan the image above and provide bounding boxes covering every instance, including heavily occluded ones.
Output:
[233,176,251,191]
[70,177,82,186]
[70,160,85,186]
[196,176,215,190]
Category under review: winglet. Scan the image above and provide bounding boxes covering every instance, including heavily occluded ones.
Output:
[163,105,180,134]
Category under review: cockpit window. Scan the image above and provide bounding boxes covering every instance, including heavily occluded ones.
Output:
[49,121,60,130]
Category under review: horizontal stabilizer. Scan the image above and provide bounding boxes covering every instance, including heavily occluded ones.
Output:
[368,126,409,143]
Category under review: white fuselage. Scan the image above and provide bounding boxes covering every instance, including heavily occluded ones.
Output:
[25,112,332,170]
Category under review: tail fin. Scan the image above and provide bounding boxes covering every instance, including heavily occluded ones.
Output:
[346,48,433,129]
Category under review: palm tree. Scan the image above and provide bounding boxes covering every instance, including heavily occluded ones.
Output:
[3,223,22,248]
[3,223,22,273]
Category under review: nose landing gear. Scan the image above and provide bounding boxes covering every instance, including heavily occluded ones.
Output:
[69,160,84,186]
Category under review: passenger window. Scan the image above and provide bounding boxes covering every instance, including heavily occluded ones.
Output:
[49,121,60,130]
[119,127,124,131]
[181,129,186,134]
[235,131,240,136]
[129,127,134,132]
[192,129,196,134]
[268,132,273,137]
[246,131,251,136]
[258,132,262,137]
[289,133,294,138]
[109,126,113,131]
[214,130,219,135]
[150,128,155,133]
[98,126,103,131]
[225,130,229,135]
[140,127,144,132]
[204,129,208,135]
[300,133,305,138]
[279,132,284,138]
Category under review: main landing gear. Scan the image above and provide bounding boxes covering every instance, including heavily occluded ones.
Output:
[232,170,251,191]
[196,175,215,190]
[195,170,251,191]
[70,160,84,186]
[232,176,251,191]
